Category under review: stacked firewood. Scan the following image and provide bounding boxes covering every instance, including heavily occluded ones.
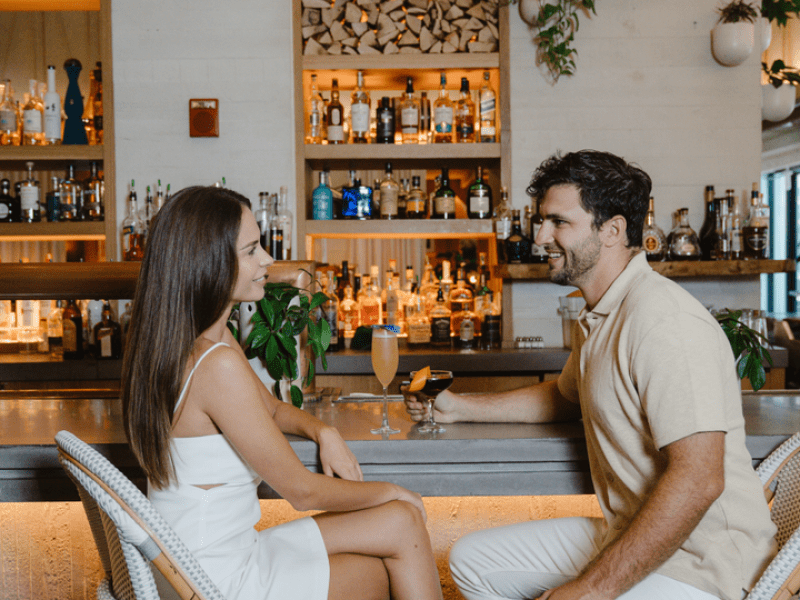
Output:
[301,0,499,55]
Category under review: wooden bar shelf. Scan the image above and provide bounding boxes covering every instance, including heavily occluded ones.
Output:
[495,259,797,280]
[0,262,141,300]
[305,219,493,238]
[0,145,104,162]
[303,53,500,72]
[0,221,105,241]
[304,142,501,162]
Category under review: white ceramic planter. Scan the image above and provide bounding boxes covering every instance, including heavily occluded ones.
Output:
[711,21,755,66]
[518,0,539,25]
[760,17,772,52]
[762,82,797,122]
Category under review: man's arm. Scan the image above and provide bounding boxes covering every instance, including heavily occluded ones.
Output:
[538,430,725,600]
[402,379,581,424]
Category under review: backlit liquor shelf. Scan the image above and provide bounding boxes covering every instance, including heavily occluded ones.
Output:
[0,145,104,162]
[496,259,798,280]
[0,221,106,241]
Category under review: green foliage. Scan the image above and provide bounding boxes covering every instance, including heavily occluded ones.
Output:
[715,309,773,391]
[232,277,331,408]
[531,0,596,82]
[761,0,800,26]
[763,59,800,88]
[717,0,760,23]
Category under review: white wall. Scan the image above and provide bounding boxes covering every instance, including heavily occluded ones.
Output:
[110,0,764,345]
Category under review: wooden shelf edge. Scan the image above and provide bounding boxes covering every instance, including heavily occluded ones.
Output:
[0,145,104,162]
[303,53,500,71]
[495,259,798,281]
[0,262,141,300]
[305,219,494,237]
[304,143,501,161]
[0,222,106,240]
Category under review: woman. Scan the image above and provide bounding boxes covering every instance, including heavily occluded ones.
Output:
[122,186,443,600]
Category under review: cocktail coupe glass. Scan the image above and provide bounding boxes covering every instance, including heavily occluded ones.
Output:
[412,370,454,434]
[371,327,400,435]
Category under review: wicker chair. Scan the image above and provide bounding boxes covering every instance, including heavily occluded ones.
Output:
[746,432,800,600]
[56,430,225,600]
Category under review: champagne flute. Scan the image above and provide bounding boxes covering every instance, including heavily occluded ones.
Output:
[412,370,453,434]
[371,326,400,435]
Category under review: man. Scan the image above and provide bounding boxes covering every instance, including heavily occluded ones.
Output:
[403,151,776,600]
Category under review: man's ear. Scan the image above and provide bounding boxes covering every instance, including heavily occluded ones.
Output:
[601,215,628,248]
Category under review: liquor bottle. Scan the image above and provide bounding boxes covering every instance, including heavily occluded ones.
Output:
[350,70,370,143]
[155,179,165,211]
[730,197,743,260]
[494,186,513,263]
[744,184,769,259]
[505,209,532,264]
[312,171,333,220]
[326,78,344,145]
[715,192,732,260]
[47,300,64,359]
[82,67,96,144]
[0,178,16,222]
[406,293,431,347]
[322,271,339,351]
[58,165,81,221]
[256,192,271,249]
[400,77,420,144]
[529,198,548,263]
[140,185,156,243]
[641,197,667,261]
[667,208,701,261]
[455,77,475,143]
[379,162,399,220]
[478,71,497,143]
[45,176,60,222]
[433,72,454,144]
[419,259,439,312]
[269,193,283,260]
[276,186,293,260]
[307,73,326,144]
[375,96,395,144]
[0,80,16,146]
[82,161,104,221]
[449,264,474,313]
[359,267,382,326]
[385,273,402,329]
[122,180,145,261]
[480,291,502,350]
[698,185,717,260]
[44,66,62,145]
[22,79,44,145]
[62,299,84,360]
[405,175,427,218]
[19,161,41,223]
[418,91,431,144]
[92,62,103,144]
[429,286,452,347]
[336,260,351,301]
[432,168,456,219]
[93,303,122,359]
[439,259,454,299]
[397,177,409,219]
[338,285,358,349]
[467,166,492,219]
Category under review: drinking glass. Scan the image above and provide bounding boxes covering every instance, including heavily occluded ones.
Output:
[411,369,454,434]
[371,327,400,435]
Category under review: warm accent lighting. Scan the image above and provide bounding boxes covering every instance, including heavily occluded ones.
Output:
[1,0,99,10]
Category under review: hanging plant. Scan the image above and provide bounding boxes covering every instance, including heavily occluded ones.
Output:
[715,309,773,391]
[717,0,760,23]
[763,59,800,87]
[760,0,800,26]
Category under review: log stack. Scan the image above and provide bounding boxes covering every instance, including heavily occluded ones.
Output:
[301,0,500,55]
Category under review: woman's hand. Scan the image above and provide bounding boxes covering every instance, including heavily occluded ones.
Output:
[391,484,428,523]
[317,426,363,482]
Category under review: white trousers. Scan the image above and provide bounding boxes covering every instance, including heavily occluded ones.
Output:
[449,517,721,600]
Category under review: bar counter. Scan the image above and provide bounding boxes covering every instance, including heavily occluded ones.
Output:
[1,391,798,502]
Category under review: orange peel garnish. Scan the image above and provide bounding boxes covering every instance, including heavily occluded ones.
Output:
[408,366,431,392]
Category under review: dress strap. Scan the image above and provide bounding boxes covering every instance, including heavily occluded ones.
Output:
[174,342,230,414]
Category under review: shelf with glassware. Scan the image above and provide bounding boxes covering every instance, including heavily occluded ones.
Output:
[0,0,116,257]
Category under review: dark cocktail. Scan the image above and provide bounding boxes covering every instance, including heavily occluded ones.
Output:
[411,369,453,433]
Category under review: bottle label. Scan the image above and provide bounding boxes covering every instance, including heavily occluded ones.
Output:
[45,103,60,139]
[0,109,15,131]
[406,196,425,214]
[457,121,474,137]
[328,125,343,142]
[495,220,511,241]
[381,188,398,216]
[312,188,333,220]
[23,109,42,133]
[435,195,456,215]
[469,190,490,214]
[643,233,663,254]
[351,103,370,134]
[434,106,453,132]
[309,109,321,127]
[0,204,8,220]
[480,97,495,116]
[324,305,338,345]
[407,321,431,344]
[20,185,39,211]
[431,317,451,344]
[62,319,77,352]
[459,319,475,342]
[401,107,418,132]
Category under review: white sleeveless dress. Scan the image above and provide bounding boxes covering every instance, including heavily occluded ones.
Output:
[148,342,330,600]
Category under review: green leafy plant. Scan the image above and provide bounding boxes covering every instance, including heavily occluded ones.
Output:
[229,280,331,408]
[761,0,800,26]
[717,0,760,23]
[763,59,800,87]
[716,309,773,391]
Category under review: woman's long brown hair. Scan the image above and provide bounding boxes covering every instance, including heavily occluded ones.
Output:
[121,186,251,489]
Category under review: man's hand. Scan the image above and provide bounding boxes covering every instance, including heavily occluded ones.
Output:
[535,580,609,600]
[400,386,458,423]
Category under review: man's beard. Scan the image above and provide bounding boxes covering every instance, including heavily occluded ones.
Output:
[547,235,603,287]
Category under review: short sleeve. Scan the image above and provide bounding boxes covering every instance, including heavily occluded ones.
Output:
[557,349,580,404]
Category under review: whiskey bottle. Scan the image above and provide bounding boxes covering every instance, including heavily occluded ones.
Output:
[307,73,326,144]
[336,260,351,301]
[58,164,81,221]
[744,184,769,259]
[350,70,370,143]
[312,170,333,220]
[22,79,44,145]
[326,78,344,145]
[82,161,104,221]
[505,209,532,264]
[433,72,454,143]
[269,193,283,259]
[0,80,16,146]
[93,303,122,359]
[429,286,452,347]
[375,96,395,144]
[44,66,62,145]
[406,293,431,347]
[0,178,17,222]
[529,198,548,263]
[155,179,165,211]
[398,177,409,218]
[62,299,84,360]
[730,198,743,260]
[432,168,456,219]
[480,291,503,350]
[400,77,420,144]
[359,267,382,326]
[122,180,145,261]
[715,192,732,260]
[140,185,156,243]
[698,185,718,260]
[478,71,497,143]
[493,187,513,263]
[467,166,492,219]
[338,285,358,349]
[418,91,431,144]
[256,192,271,249]
[641,197,667,261]
[19,161,41,223]
[455,77,475,143]
[47,300,64,358]
[379,162,399,220]
[667,208,701,261]
[405,176,427,219]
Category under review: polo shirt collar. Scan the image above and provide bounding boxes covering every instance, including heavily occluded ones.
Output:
[584,251,651,318]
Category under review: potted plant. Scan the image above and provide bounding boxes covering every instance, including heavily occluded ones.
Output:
[762,59,800,121]
[716,309,773,391]
[760,0,800,50]
[711,0,758,66]
[230,279,331,408]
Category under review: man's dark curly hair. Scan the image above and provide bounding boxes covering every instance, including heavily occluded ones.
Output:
[526,150,652,248]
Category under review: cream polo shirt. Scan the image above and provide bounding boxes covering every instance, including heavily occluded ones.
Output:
[557,252,776,600]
